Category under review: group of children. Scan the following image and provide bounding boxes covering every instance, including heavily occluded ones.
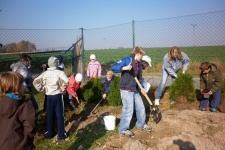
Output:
[0,46,223,149]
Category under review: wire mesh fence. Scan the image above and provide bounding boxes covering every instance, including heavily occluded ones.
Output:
[0,10,225,88]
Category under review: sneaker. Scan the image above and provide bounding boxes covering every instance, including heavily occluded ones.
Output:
[120,130,134,137]
[199,108,206,111]
[210,107,217,112]
[143,124,153,131]
[155,99,160,106]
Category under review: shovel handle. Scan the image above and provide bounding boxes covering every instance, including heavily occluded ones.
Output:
[90,98,104,114]
[134,77,153,106]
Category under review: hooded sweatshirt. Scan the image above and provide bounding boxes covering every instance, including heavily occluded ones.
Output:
[0,96,36,150]
[200,63,224,93]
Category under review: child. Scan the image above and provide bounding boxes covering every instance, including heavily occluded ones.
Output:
[57,55,65,71]
[87,54,102,79]
[111,46,152,137]
[199,62,224,112]
[103,71,115,99]
[141,55,152,70]
[10,54,39,110]
[42,55,66,112]
[66,73,83,109]
[33,56,69,141]
[0,72,36,150]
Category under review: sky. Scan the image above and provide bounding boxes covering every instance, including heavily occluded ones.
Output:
[0,0,225,29]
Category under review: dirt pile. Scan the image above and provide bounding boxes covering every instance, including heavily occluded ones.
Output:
[94,109,225,150]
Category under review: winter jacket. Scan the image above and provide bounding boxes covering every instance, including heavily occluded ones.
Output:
[111,54,142,91]
[87,61,102,78]
[0,96,36,150]
[163,52,190,77]
[104,75,115,95]
[66,73,81,99]
[200,63,224,93]
[10,62,33,90]
[33,67,69,95]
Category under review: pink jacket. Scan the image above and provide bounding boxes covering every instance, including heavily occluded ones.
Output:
[87,60,102,78]
[66,73,81,99]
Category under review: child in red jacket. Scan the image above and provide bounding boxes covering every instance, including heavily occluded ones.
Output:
[66,73,83,109]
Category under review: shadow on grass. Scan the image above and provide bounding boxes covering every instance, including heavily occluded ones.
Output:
[67,110,118,149]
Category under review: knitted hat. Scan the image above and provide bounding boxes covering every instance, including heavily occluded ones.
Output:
[75,73,83,82]
[48,56,58,68]
[90,54,96,60]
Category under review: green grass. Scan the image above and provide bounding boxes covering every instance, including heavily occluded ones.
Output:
[1,46,225,73]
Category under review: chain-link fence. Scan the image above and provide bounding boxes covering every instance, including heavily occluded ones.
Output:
[0,10,225,87]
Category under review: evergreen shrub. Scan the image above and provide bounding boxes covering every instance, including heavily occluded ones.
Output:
[107,76,122,106]
[79,78,103,103]
[169,71,196,103]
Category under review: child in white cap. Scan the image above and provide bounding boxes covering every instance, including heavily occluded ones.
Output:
[33,56,69,141]
[66,73,83,109]
[87,54,102,79]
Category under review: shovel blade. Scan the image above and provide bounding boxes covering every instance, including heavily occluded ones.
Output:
[150,106,162,124]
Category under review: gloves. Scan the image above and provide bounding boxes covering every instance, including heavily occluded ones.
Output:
[103,94,107,99]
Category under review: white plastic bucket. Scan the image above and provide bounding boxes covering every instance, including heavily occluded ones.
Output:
[103,115,116,130]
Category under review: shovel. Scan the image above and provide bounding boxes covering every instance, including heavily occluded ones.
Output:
[90,98,104,114]
[134,77,162,124]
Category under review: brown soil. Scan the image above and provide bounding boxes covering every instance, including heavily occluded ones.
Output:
[35,92,225,150]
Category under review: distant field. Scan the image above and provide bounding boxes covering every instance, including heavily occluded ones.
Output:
[83,46,225,66]
[1,46,225,75]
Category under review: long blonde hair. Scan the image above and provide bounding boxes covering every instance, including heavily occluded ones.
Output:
[167,46,183,60]
[0,72,24,97]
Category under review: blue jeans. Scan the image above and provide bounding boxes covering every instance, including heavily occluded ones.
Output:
[118,90,146,133]
[155,69,176,100]
[199,88,221,109]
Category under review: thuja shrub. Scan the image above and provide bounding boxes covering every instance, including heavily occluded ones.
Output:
[107,76,122,106]
[169,71,196,103]
[79,78,103,103]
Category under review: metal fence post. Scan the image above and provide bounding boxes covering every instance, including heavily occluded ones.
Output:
[132,20,135,48]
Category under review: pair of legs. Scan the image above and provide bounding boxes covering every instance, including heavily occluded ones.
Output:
[119,90,146,133]
[155,69,176,104]
[45,94,67,140]
[199,89,221,110]
[27,87,39,110]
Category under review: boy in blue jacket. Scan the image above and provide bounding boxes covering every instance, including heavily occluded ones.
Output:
[111,46,152,137]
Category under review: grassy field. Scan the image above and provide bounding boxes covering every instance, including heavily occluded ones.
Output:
[0,46,225,76]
